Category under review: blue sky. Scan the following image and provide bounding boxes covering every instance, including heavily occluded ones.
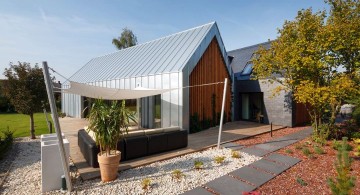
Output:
[0,0,328,81]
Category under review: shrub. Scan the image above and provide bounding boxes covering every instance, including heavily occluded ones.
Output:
[302,147,312,157]
[231,150,241,159]
[296,177,308,186]
[327,137,356,194]
[141,178,151,190]
[351,132,360,139]
[0,127,14,160]
[214,156,225,164]
[285,149,293,154]
[171,169,184,180]
[194,160,204,170]
[332,139,353,151]
[352,106,360,127]
[295,144,303,150]
[314,146,325,155]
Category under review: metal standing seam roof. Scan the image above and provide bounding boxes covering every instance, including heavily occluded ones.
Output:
[69,22,227,84]
[228,41,272,74]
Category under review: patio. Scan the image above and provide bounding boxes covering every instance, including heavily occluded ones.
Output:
[59,118,284,180]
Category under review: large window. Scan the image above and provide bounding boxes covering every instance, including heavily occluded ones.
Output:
[154,95,161,128]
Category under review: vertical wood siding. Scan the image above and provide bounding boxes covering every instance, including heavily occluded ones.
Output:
[189,38,232,122]
[295,102,311,126]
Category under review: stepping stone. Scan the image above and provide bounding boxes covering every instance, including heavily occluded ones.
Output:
[229,166,275,187]
[254,143,283,152]
[265,139,298,147]
[181,187,213,195]
[205,175,256,195]
[221,142,245,150]
[264,153,300,166]
[250,159,290,175]
[240,147,271,157]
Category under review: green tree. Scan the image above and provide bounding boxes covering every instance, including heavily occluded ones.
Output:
[327,137,355,194]
[112,28,138,50]
[252,1,360,135]
[2,62,48,139]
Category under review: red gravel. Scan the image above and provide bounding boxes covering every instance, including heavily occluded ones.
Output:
[233,126,360,194]
[235,126,308,146]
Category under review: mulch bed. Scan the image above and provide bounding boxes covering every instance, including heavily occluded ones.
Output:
[258,138,360,194]
[233,126,360,194]
[235,126,308,146]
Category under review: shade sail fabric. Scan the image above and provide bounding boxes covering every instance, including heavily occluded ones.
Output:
[64,81,175,100]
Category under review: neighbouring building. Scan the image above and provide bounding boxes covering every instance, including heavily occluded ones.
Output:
[62,22,232,130]
[228,42,310,127]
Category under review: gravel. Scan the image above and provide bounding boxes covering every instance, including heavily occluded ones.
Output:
[1,139,260,195]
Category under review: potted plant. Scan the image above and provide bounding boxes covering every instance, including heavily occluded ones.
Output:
[88,99,136,182]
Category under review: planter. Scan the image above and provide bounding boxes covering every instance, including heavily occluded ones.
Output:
[97,150,121,182]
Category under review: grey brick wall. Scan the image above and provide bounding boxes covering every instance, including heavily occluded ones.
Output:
[233,79,294,127]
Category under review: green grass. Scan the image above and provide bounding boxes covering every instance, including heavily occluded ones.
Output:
[0,113,53,138]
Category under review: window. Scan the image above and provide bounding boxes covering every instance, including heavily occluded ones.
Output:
[241,62,253,75]
[154,95,161,128]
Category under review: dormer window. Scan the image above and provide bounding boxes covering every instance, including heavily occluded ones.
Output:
[241,62,253,75]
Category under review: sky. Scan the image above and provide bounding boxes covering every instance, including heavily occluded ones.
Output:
[0,0,329,81]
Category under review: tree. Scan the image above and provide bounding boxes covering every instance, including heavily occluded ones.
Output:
[112,28,138,50]
[2,62,48,139]
[252,1,360,136]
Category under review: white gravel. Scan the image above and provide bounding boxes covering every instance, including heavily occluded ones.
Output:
[0,139,261,195]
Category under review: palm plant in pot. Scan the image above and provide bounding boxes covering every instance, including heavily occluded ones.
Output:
[88,99,136,182]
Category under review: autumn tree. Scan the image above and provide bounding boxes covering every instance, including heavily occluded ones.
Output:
[2,62,48,139]
[112,28,138,50]
[252,0,360,136]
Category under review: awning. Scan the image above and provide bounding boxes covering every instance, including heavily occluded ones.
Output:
[63,81,175,100]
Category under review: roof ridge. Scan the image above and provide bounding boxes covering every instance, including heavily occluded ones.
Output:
[94,22,216,59]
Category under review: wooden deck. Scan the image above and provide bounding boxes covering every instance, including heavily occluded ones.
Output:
[59,118,284,180]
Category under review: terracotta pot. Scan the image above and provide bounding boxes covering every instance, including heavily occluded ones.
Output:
[98,150,121,182]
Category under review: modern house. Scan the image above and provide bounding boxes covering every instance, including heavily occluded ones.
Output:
[62,22,232,131]
[229,42,310,127]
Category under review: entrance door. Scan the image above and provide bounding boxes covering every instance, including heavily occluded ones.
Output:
[242,94,250,120]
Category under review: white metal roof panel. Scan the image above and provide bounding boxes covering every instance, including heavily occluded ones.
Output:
[69,22,228,83]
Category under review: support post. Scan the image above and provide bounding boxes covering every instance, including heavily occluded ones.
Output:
[43,108,52,133]
[42,61,72,192]
[270,122,273,137]
[217,78,228,149]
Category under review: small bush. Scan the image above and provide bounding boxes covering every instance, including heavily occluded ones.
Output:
[231,150,241,159]
[285,149,293,154]
[214,156,225,164]
[302,147,312,157]
[141,178,151,190]
[295,144,303,150]
[171,169,184,180]
[0,127,14,160]
[327,137,356,194]
[333,139,353,151]
[194,160,204,170]
[314,146,325,154]
[296,177,308,186]
[351,132,360,139]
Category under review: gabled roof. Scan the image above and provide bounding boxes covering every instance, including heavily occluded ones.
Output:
[70,22,228,83]
[228,41,271,74]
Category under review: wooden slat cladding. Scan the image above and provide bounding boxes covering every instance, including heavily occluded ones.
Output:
[189,37,231,122]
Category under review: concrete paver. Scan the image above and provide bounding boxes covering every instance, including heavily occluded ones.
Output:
[264,153,300,166]
[205,175,256,195]
[250,159,290,175]
[229,166,275,187]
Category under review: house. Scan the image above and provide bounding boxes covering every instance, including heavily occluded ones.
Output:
[228,42,310,127]
[62,22,232,131]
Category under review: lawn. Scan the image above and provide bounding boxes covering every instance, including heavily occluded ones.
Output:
[0,113,53,138]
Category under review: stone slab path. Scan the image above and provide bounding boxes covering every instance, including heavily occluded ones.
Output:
[182,127,312,195]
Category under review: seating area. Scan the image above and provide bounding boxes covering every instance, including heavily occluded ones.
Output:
[78,126,188,168]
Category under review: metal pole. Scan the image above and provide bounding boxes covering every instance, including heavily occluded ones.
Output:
[42,61,72,191]
[43,108,52,133]
[270,122,273,137]
[217,78,228,149]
